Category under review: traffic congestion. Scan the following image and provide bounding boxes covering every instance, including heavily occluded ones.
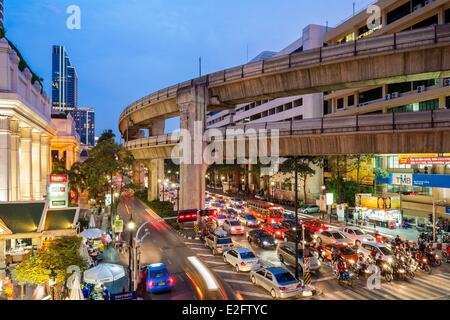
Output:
[172,191,450,300]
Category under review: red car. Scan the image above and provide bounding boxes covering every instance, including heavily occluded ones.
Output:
[301,219,328,234]
[260,223,288,239]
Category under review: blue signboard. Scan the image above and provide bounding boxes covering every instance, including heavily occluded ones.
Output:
[377,173,450,189]
[110,291,137,301]
[446,207,450,216]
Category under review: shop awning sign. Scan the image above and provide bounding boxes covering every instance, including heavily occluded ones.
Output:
[399,154,450,165]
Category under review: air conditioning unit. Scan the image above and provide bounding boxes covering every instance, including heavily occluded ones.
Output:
[391,92,399,99]
[385,94,392,100]
[417,85,426,93]
[444,78,450,87]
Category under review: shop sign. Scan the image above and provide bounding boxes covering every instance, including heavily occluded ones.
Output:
[412,174,450,189]
[47,174,69,209]
[114,219,124,233]
[111,291,137,301]
[357,195,400,210]
[446,207,450,216]
[399,154,450,165]
[105,194,112,206]
[391,173,413,186]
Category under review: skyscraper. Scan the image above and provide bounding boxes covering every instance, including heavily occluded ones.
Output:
[52,45,78,111]
[71,107,95,147]
[52,45,95,146]
[0,0,5,30]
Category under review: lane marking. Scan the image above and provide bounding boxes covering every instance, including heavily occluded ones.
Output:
[238,291,271,299]
[214,269,240,275]
[224,279,253,285]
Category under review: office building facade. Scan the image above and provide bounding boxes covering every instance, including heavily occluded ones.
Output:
[70,107,95,147]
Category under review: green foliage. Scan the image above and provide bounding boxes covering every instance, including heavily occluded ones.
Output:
[325,179,372,207]
[146,200,178,230]
[14,237,89,285]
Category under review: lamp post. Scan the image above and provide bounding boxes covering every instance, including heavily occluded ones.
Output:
[321,185,326,220]
[49,269,57,300]
[127,216,136,292]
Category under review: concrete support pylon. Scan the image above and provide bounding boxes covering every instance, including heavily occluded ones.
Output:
[146,159,164,202]
[177,85,208,210]
[0,116,11,202]
[19,127,32,201]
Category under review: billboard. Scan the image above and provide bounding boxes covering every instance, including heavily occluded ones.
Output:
[399,154,450,165]
[377,173,450,189]
[47,174,69,208]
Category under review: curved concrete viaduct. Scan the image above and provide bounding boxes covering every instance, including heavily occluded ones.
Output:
[119,25,450,210]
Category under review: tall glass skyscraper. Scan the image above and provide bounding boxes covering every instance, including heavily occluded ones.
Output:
[52,45,95,146]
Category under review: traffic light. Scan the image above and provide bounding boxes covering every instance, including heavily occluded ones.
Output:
[177,210,198,223]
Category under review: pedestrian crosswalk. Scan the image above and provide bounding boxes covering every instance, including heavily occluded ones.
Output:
[317,273,450,300]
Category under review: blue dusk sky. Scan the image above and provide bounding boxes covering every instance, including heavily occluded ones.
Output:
[4,0,374,139]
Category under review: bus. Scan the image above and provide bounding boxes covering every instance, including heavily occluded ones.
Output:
[246,199,284,224]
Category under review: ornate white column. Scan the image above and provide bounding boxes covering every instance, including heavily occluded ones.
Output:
[10,119,20,201]
[19,127,32,201]
[66,145,74,170]
[0,115,11,202]
[40,135,50,198]
[32,131,42,200]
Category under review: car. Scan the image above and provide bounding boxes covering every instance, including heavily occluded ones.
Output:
[237,214,260,227]
[222,219,245,235]
[247,229,277,249]
[213,214,228,227]
[283,228,315,244]
[301,219,328,234]
[250,267,302,299]
[228,197,244,206]
[277,242,321,272]
[261,223,288,239]
[145,263,174,294]
[339,227,375,246]
[315,230,352,246]
[234,205,246,213]
[319,244,359,267]
[300,205,321,214]
[225,208,239,219]
[223,247,260,272]
[204,231,234,255]
[358,242,395,262]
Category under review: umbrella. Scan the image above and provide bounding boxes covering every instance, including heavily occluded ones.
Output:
[80,228,103,239]
[68,273,84,300]
[89,214,96,228]
[83,264,126,284]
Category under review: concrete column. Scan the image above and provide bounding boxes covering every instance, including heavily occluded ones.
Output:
[132,161,144,190]
[66,146,74,170]
[19,127,33,201]
[10,119,19,201]
[150,119,165,136]
[146,159,164,202]
[0,116,11,201]
[177,85,208,210]
[32,131,42,200]
[40,135,50,198]
[248,164,255,193]
[439,96,446,109]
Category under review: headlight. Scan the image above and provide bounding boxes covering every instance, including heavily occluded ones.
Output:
[383,264,389,270]
[423,259,427,263]
[387,258,393,264]
[435,255,439,259]
[349,259,355,264]
[263,241,269,245]
[399,269,405,273]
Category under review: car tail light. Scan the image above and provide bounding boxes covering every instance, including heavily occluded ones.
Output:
[168,277,174,285]
[279,286,287,292]
[148,281,155,287]
[296,283,302,288]
[276,231,281,236]
[240,262,246,266]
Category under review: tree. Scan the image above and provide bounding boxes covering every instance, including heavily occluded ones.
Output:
[14,237,88,291]
[279,156,323,205]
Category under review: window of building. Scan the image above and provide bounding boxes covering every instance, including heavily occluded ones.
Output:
[359,87,383,104]
[276,106,283,113]
[250,114,261,121]
[347,95,355,107]
[284,103,293,111]
[446,96,450,109]
[446,8,450,24]
[387,2,411,25]
[262,111,268,118]
[323,100,332,115]
[412,79,436,90]
[294,98,303,108]
[388,82,412,94]
[389,99,439,113]
[387,156,411,169]
[411,15,438,30]
[293,115,303,121]
[337,98,344,109]
[269,108,276,115]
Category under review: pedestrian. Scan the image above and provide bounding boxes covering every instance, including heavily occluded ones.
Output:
[444,219,449,233]
[4,278,14,300]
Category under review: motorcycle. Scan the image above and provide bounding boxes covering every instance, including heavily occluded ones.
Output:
[338,270,353,287]
[414,255,432,274]
[442,247,450,263]
[425,250,442,267]
[391,258,407,281]
[379,261,394,282]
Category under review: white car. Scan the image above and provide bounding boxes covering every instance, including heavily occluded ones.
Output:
[340,227,375,246]
[213,214,228,227]
[315,230,352,246]
[222,219,245,235]
[223,247,259,272]
[250,267,302,299]
[358,242,395,262]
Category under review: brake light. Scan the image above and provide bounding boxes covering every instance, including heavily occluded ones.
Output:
[148,281,155,287]
[279,286,287,291]
[276,231,281,236]
[296,283,302,288]
[240,262,246,266]
[168,277,174,285]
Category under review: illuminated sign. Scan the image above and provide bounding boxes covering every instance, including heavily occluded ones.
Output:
[392,173,413,186]
[399,154,450,165]
[326,193,334,206]
[47,175,69,208]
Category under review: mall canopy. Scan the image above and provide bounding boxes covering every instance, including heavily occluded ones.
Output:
[83,263,126,284]
[80,228,103,239]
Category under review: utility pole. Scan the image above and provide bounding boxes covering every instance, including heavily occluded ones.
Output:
[294,157,300,280]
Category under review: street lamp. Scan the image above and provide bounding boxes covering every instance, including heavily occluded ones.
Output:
[127,216,136,292]
[49,269,57,300]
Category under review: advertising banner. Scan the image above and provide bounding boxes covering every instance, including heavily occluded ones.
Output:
[399,153,450,165]
[47,174,69,208]
[377,173,450,189]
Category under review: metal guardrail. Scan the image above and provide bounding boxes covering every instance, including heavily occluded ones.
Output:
[124,109,450,150]
[119,24,450,123]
